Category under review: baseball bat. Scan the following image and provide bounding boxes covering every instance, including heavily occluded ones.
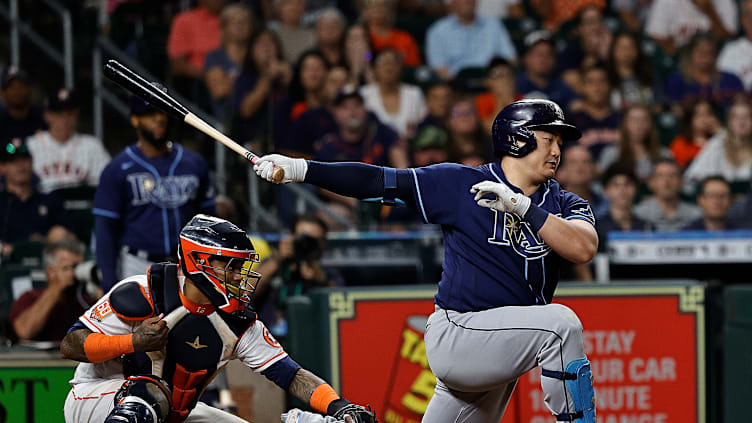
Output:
[102,59,285,183]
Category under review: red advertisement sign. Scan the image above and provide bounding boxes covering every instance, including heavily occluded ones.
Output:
[332,285,704,423]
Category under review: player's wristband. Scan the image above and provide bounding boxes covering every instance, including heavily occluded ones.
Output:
[83,333,134,363]
[523,203,549,232]
[310,383,340,414]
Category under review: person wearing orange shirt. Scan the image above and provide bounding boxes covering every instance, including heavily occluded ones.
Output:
[669,99,721,168]
[530,0,605,31]
[167,0,225,81]
[475,57,519,135]
[363,0,422,67]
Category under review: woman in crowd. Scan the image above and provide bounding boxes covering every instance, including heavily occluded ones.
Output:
[233,29,291,147]
[606,31,654,109]
[274,51,330,152]
[664,33,744,111]
[684,98,752,195]
[669,99,722,168]
[360,49,427,139]
[598,104,672,181]
[344,23,375,87]
[446,97,489,166]
[204,3,254,121]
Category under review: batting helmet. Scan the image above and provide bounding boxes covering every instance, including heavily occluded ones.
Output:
[491,99,581,158]
[178,214,261,315]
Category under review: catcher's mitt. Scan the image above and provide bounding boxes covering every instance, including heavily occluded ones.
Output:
[331,403,378,423]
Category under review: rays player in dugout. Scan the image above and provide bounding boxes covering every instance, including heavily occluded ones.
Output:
[93,89,216,291]
[254,99,599,422]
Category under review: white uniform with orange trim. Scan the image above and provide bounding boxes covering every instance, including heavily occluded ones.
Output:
[63,270,292,423]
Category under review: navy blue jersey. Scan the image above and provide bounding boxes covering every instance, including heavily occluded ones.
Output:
[93,144,216,255]
[410,162,595,311]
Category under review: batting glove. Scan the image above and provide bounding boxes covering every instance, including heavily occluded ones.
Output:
[282,409,345,423]
[254,154,308,184]
[470,180,531,217]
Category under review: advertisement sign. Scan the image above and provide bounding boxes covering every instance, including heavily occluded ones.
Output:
[0,365,75,423]
[331,284,705,423]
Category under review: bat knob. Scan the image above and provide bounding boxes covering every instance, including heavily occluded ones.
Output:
[271,166,286,184]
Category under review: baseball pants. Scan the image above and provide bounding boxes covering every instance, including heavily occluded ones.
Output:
[63,379,247,423]
[423,303,586,422]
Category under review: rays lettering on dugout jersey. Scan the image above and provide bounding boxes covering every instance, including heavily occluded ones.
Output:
[487,210,553,259]
[127,173,200,208]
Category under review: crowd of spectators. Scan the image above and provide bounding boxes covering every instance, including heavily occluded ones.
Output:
[5,0,752,340]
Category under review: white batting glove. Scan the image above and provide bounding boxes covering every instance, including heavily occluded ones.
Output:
[470,180,531,217]
[253,154,308,184]
[282,409,345,423]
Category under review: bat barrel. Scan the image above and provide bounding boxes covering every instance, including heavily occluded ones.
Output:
[103,60,190,119]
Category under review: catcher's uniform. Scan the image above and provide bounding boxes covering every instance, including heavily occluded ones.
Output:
[63,263,301,423]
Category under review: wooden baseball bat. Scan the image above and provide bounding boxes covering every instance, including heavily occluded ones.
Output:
[102,59,284,183]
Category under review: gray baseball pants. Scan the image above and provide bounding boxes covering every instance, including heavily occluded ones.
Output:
[422,303,586,422]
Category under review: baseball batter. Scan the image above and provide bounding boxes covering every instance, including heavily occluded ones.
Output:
[61,214,377,423]
[254,99,598,422]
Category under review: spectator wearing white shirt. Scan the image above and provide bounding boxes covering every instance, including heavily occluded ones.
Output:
[425,0,516,79]
[684,99,752,195]
[645,0,737,56]
[26,88,111,194]
[717,0,752,90]
[360,49,427,139]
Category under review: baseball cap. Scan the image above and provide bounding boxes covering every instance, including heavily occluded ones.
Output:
[130,82,168,116]
[1,66,31,90]
[1,138,31,162]
[333,85,363,106]
[46,88,78,111]
[523,30,555,50]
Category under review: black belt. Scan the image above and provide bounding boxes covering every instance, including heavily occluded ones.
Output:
[126,247,174,263]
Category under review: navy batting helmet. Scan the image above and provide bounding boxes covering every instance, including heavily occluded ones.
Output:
[491,99,581,158]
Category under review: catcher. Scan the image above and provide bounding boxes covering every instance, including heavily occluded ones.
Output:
[60,214,377,423]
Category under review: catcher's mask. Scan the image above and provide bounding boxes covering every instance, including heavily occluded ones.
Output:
[178,214,261,315]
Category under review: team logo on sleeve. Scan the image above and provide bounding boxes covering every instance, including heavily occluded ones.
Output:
[262,326,281,348]
[90,300,113,322]
[568,203,595,224]
[488,211,551,259]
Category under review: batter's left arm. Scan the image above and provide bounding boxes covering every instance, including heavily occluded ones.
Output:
[538,218,598,264]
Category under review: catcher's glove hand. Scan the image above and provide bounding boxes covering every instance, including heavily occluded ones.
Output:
[329,399,378,423]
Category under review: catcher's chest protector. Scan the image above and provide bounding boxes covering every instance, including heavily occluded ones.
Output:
[122,263,256,422]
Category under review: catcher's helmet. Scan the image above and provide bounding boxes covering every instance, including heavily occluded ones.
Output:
[178,214,261,315]
[491,99,581,159]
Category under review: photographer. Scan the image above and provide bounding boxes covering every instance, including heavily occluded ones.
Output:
[9,239,101,342]
[255,214,343,336]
